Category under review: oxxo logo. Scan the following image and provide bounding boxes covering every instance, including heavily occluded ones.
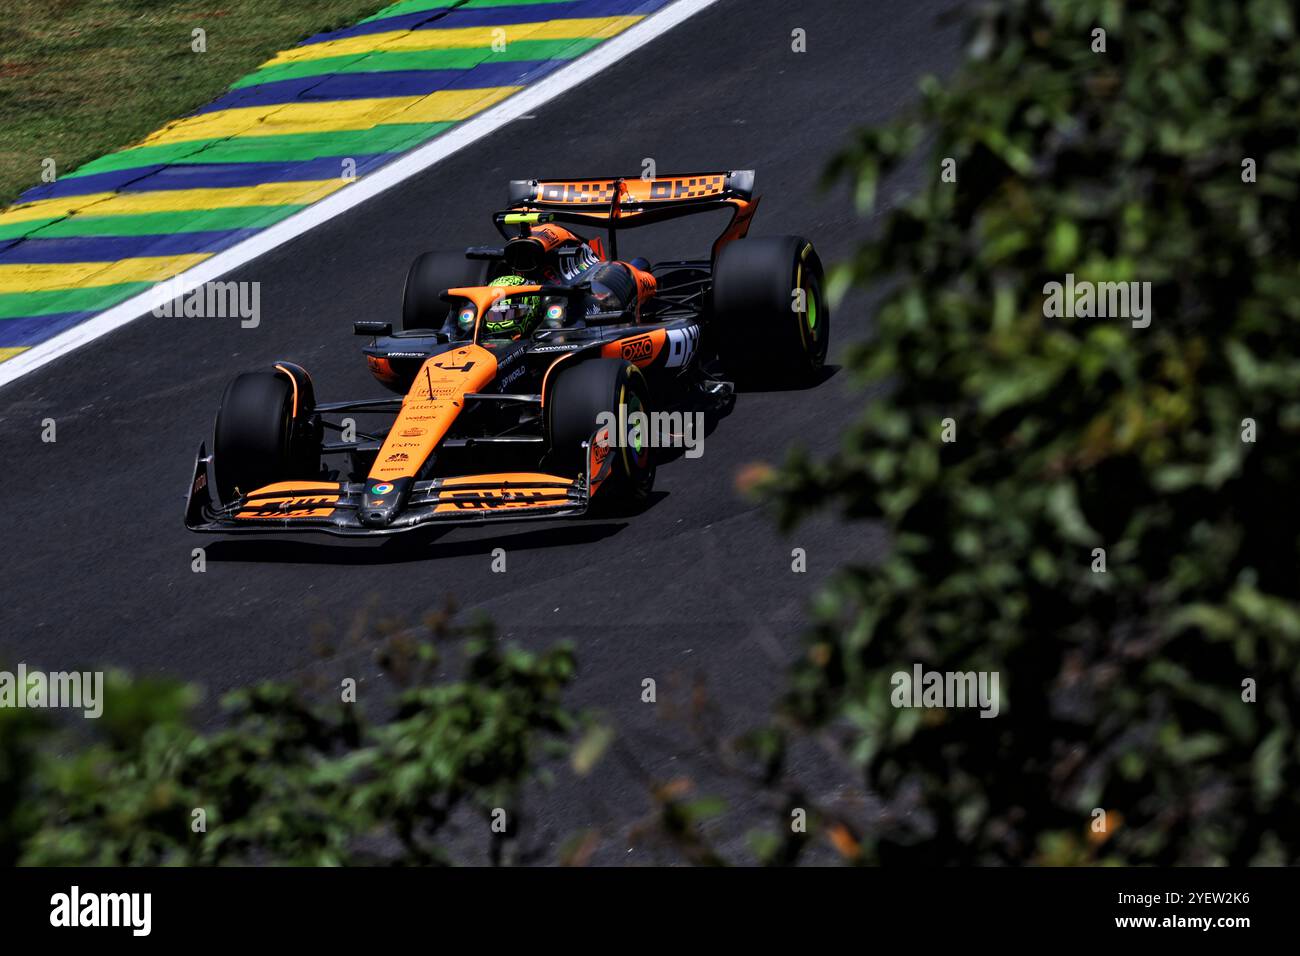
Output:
[621,335,654,362]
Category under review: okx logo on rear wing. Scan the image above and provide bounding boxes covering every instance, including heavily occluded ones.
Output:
[508,170,754,210]
[504,170,759,260]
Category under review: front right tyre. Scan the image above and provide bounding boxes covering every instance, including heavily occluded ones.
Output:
[401,250,494,332]
[213,369,321,502]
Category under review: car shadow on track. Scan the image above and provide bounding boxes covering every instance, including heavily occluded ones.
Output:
[655,364,841,466]
[201,491,669,565]
[733,363,841,394]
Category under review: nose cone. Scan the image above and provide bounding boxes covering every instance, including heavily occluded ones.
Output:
[361,477,408,527]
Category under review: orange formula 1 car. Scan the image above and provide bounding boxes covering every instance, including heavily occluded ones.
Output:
[184,170,829,536]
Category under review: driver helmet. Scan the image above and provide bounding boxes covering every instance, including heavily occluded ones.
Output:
[482,274,541,336]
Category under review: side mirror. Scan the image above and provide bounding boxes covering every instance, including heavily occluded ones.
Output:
[354,321,391,337]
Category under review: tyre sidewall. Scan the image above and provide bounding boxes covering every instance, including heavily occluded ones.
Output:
[547,358,655,510]
[711,235,828,385]
[213,371,302,500]
[402,251,492,332]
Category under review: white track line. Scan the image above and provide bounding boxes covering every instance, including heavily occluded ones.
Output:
[0,0,723,391]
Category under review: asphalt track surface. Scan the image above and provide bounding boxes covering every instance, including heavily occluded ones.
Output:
[0,0,962,862]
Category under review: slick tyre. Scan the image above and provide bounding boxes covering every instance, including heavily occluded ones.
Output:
[402,251,492,332]
[548,358,655,513]
[213,370,320,502]
[711,235,829,386]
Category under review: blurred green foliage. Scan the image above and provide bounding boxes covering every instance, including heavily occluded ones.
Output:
[769,0,1300,864]
[0,612,575,865]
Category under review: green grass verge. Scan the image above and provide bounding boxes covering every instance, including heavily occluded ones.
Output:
[0,0,392,207]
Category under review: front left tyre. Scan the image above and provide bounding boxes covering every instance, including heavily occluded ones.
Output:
[547,358,655,513]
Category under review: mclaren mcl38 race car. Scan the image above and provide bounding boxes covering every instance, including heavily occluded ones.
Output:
[185,170,830,536]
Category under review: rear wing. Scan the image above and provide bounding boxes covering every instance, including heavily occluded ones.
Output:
[509,170,753,211]
[504,170,759,259]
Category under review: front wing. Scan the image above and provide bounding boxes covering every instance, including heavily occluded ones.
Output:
[184,437,613,537]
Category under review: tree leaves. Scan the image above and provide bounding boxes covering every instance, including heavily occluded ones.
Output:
[2,616,576,866]
[771,0,1300,864]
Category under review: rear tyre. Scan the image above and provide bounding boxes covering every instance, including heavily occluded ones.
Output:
[213,370,320,501]
[711,235,829,386]
[548,358,655,513]
[402,251,492,332]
